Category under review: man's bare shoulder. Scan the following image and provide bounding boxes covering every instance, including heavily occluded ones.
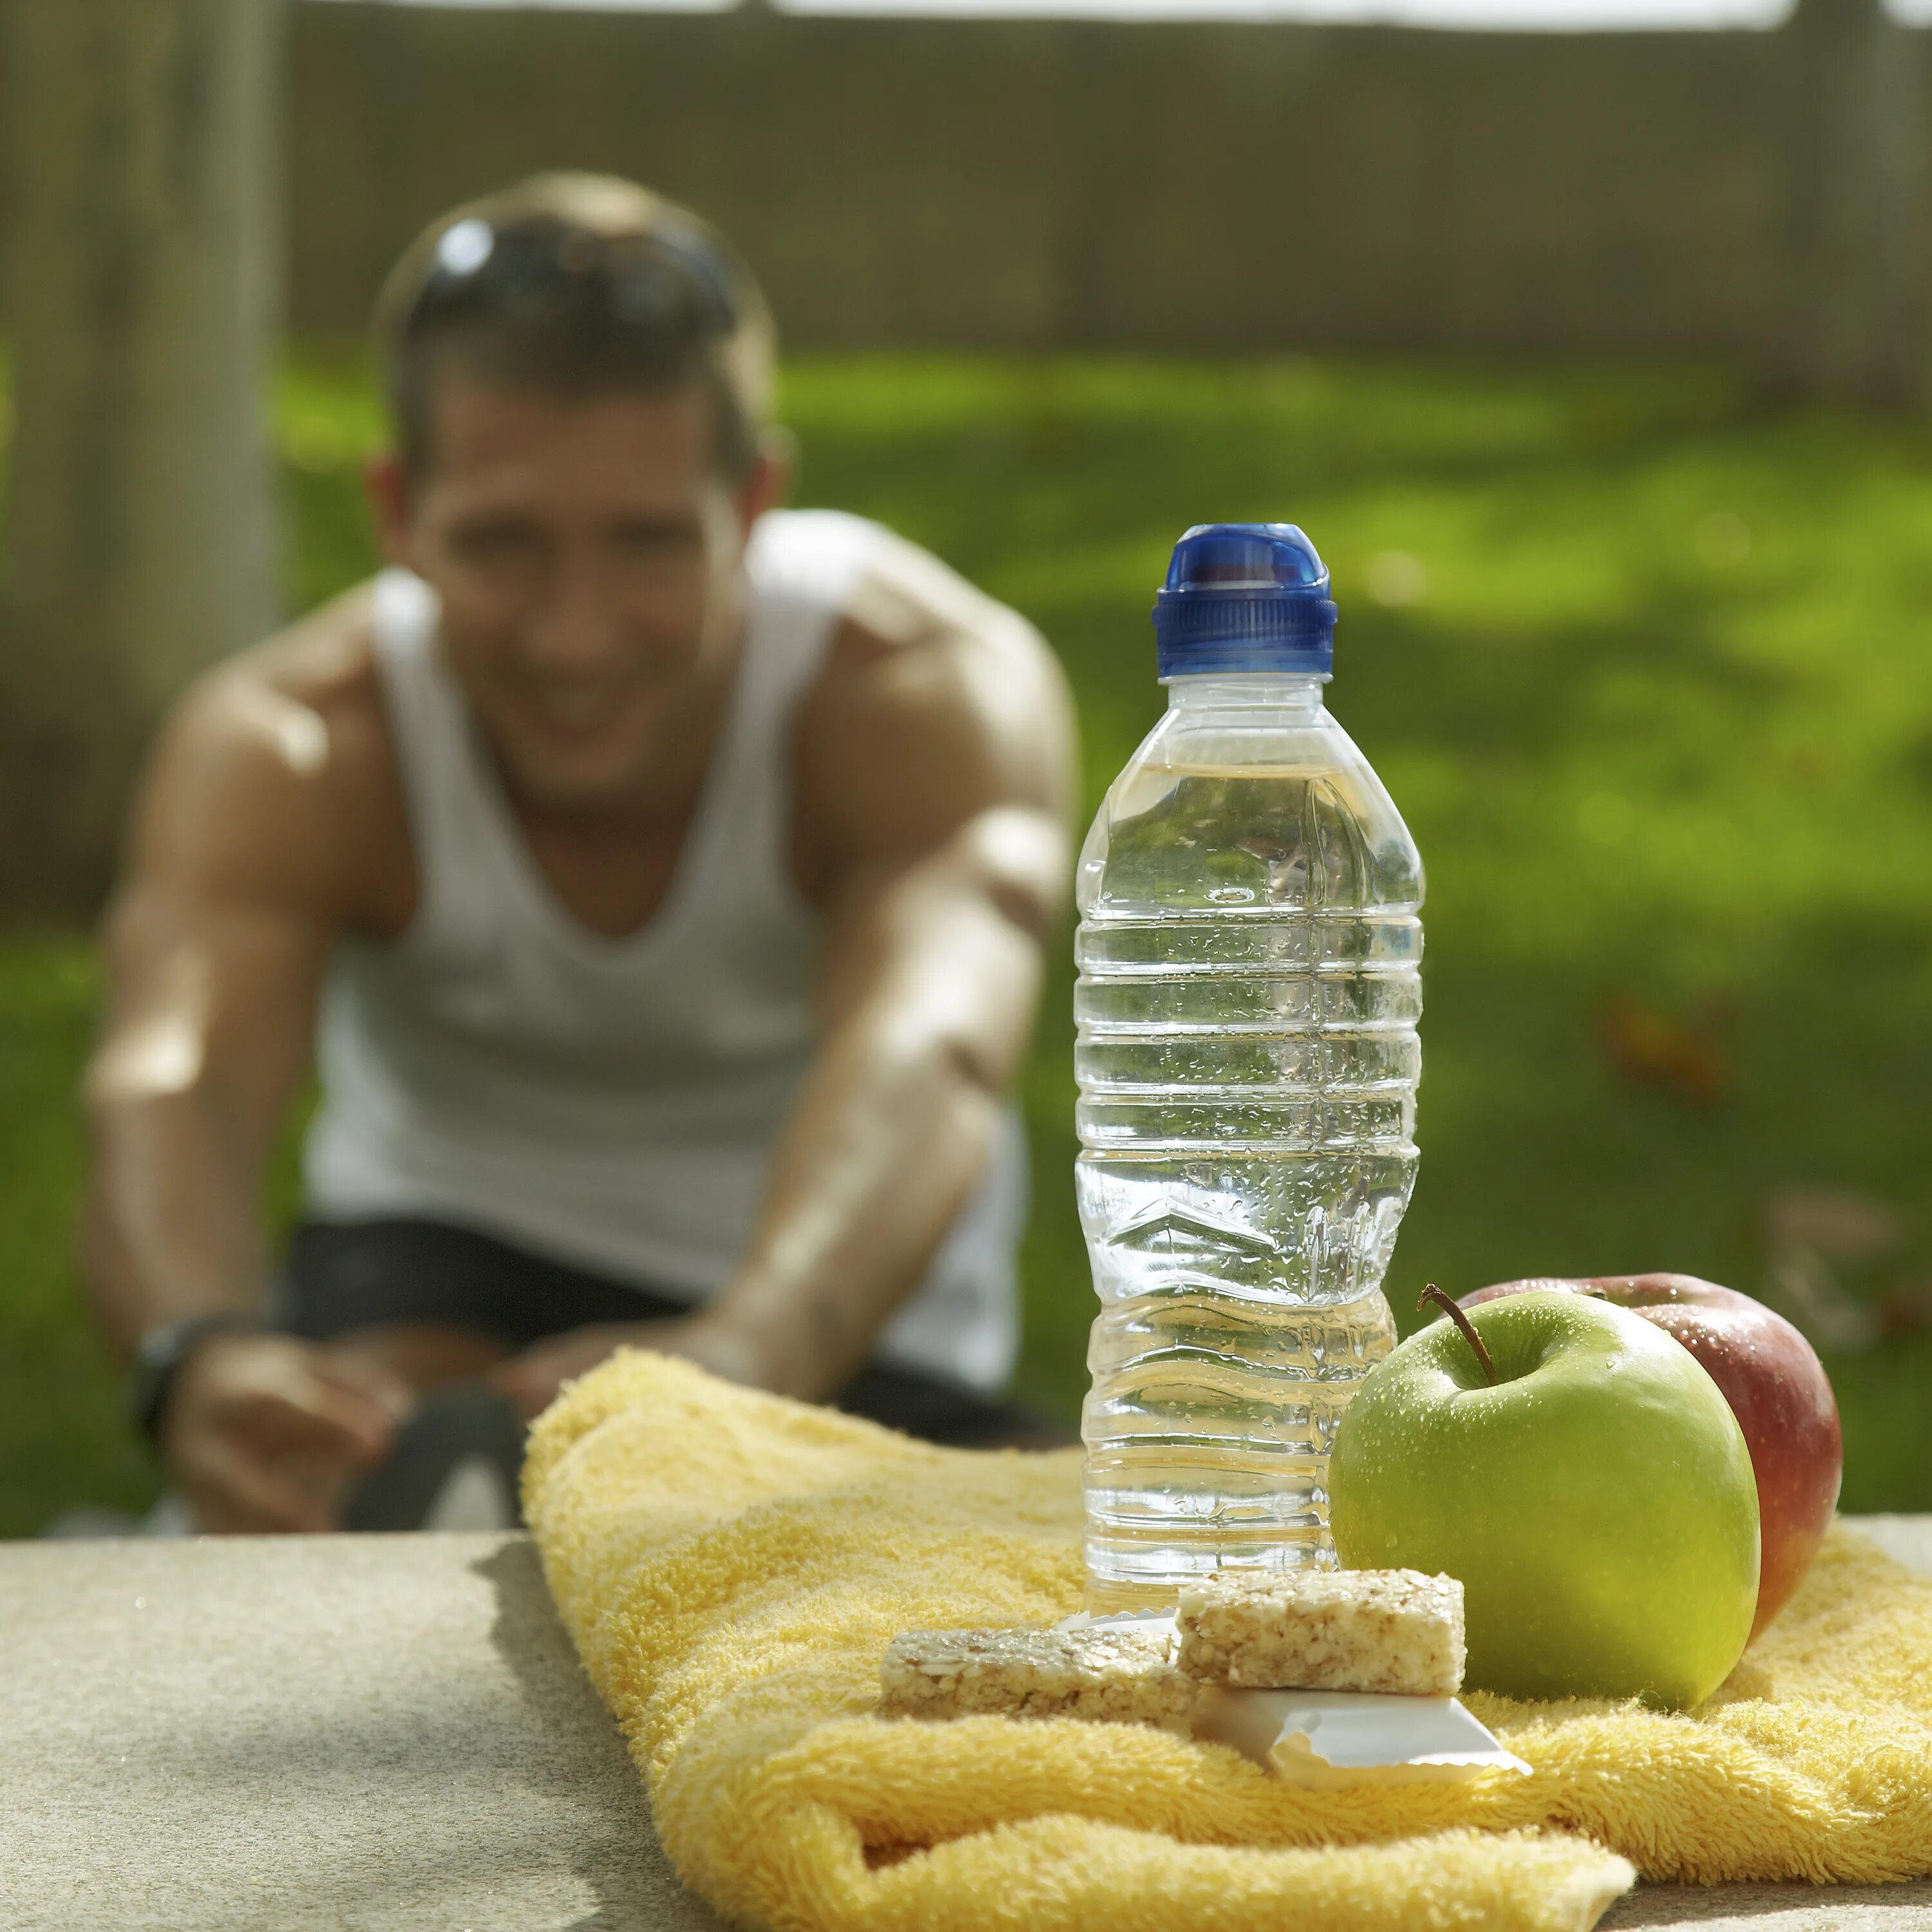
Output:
[130,584,413,931]
[792,526,1077,886]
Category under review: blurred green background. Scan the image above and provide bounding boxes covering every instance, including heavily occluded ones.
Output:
[5,347,1930,1536]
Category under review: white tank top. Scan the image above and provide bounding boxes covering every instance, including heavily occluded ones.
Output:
[303,509,1023,1393]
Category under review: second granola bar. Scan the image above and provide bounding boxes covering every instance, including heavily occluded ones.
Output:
[1176,1569,1466,1694]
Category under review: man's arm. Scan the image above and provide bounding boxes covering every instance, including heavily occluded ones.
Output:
[716,533,1075,1396]
[690,800,1066,1397]
[497,533,1075,1413]
[83,620,411,1528]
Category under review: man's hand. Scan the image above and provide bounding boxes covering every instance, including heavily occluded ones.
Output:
[161,1334,412,1533]
[80,589,421,1540]
[489,1316,762,1422]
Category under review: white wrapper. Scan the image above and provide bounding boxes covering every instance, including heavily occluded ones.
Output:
[1054,1610,1175,1636]
[1056,1608,1530,1785]
[1191,1685,1531,1785]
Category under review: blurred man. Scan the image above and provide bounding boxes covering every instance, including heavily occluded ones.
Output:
[82,175,1075,1532]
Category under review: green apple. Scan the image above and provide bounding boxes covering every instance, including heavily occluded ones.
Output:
[1329,1289,1759,1709]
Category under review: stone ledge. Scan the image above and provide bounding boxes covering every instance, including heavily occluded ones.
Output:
[1,1519,1925,1929]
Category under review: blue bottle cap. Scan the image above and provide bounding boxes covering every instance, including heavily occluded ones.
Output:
[1151,523,1337,677]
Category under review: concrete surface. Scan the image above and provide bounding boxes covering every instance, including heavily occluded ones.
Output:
[1,1517,1927,1930]
[0,1530,721,1932]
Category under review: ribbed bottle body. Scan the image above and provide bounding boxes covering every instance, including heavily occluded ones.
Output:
[1076,678,1423,1611]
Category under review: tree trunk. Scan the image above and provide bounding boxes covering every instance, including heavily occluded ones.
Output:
[1,0,283,922]
[1777,0,1927,403]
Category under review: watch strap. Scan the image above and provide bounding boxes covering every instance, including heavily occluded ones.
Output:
[131,1311,262,1444]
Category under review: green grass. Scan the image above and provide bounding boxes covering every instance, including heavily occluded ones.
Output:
[5,347,1931,1535]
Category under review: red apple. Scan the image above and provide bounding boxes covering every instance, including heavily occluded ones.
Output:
[1458,1274,1842,1640]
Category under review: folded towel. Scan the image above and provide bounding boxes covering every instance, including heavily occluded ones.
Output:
[525,1352,1932,1932]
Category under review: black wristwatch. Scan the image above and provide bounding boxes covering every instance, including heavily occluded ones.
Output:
[131,1312,262,1444]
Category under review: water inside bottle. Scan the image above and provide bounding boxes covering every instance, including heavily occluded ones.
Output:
[1077,759,1421,1613]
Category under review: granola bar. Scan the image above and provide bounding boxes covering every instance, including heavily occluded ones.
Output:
[878,1625,1195,1727]
[1175,1569,1465,1695]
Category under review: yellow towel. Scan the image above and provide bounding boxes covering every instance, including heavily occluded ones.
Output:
[525,1352,1932,1932]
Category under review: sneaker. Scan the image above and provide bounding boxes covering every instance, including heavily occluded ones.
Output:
[343,1383,526,1533]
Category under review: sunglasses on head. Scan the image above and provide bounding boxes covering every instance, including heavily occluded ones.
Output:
[410,215,740,340]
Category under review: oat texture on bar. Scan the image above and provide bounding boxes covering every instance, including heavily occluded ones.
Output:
[1176,1569,1466,1695]
[878,1626,1195,1727]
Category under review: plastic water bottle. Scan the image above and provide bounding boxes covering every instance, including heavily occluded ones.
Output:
[1077,524,1423,1611]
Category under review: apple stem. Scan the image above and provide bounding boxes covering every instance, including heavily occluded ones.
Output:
[1418,1283,1499,1387]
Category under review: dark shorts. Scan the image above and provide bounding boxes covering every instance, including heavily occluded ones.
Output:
[281,1217,1066,1450]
